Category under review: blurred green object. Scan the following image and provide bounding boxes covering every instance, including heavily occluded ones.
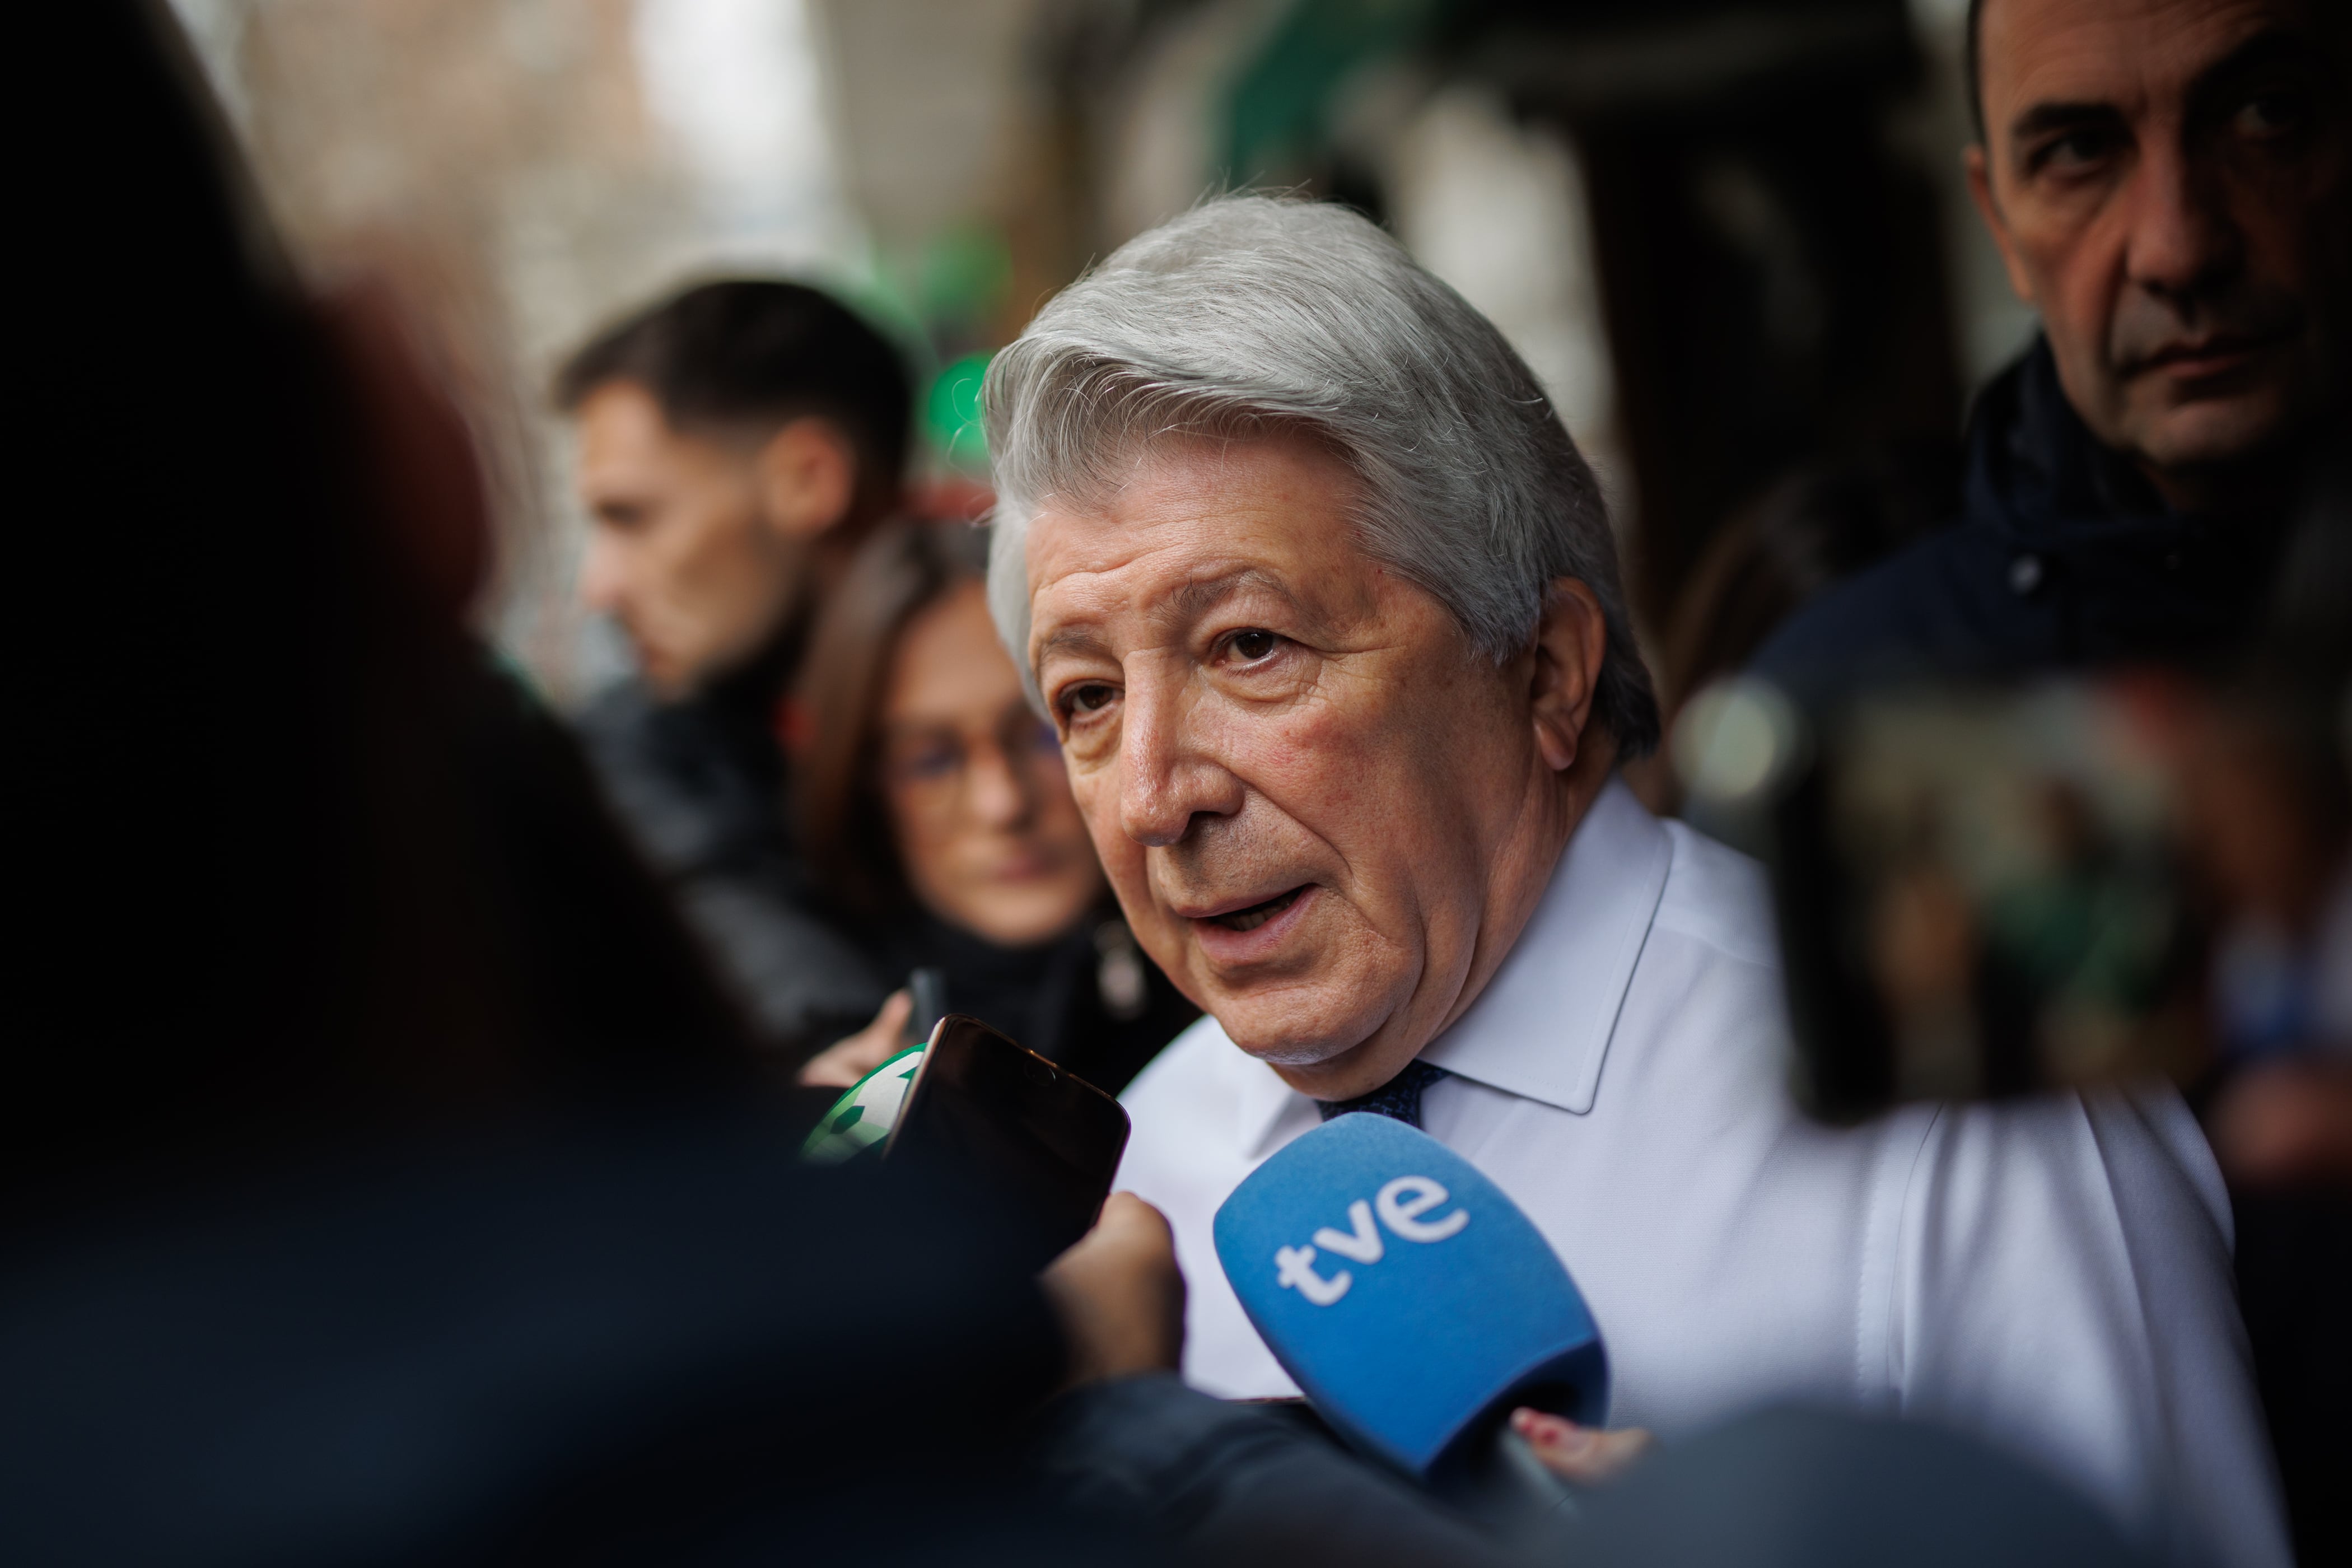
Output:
[926,351,995,472]
[1226,0,1439,182]
[801,1046,926,1164]
[914,225,1012,333]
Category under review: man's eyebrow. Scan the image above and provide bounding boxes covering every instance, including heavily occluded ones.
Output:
[1032,566,1316,675]
[2007,99,2123,146]
[2005,27,2314,147]
[1036,624,1109,665]
[1165,567,1302,626]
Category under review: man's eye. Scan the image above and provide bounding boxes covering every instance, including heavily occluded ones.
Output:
[1227,629,1280,663]
[2040,129,2115,172]
[2234,89,2307,139]
[1066,683,1117,715]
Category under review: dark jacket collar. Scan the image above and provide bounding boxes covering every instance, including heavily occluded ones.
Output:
[1968,338,2185,546]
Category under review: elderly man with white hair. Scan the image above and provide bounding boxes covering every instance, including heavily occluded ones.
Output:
[989,197,2287,1568]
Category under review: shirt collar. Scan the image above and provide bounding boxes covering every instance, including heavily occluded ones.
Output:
[1229,775,1674,1152]
[1422,776,1671,1114]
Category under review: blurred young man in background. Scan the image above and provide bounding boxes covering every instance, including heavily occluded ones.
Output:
[556,284,911,1053]
[1754,0,2346,699]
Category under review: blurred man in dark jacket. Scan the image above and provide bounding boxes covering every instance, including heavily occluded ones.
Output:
[6,13,1117,1562]
[1753,0,2346,704]
[556,284,913,1053]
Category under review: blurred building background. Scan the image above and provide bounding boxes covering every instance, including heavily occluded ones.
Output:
[166,0,2036,700]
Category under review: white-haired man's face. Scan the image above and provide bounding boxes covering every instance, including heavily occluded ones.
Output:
[1025,431,1616,1100]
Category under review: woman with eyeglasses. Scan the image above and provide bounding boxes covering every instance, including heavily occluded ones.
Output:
[790,520,1195,1094]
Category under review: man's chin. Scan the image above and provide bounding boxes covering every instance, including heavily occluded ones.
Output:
[1203,986,1375,1070]
[636,650,706,701]
[2132,388,2304,478]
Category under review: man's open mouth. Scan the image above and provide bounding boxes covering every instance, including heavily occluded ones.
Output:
[1212,887,1306,932]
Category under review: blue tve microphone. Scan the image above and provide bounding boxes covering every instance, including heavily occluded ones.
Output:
[1213,1113,1608,1483]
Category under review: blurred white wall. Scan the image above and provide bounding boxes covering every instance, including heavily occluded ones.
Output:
[1384,86,1631,530]
[815,0,1044,250]
[633,0,862,269]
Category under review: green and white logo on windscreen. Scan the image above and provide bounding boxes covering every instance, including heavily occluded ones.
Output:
[801,1046,926,1164]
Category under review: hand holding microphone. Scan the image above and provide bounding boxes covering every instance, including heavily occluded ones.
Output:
[1509,1407,1653,1485]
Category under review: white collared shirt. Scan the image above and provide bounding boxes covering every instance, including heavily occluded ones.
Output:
[1117,778,2288,1568]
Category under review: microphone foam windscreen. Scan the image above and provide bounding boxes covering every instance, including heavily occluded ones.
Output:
[1213,1112,1607,1477]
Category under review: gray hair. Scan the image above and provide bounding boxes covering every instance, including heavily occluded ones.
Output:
[983,194,1658,758]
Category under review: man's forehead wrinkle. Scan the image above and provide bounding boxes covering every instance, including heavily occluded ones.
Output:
[1036,621,1110,660]
[2000,14,2313,152]
[2009,100,2127,141]
[1166,566,1300,626]
[1990,0,2303,101]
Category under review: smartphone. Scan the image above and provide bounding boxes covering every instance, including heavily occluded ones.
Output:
[884,1013,1131,1266]
[1677,676,2203,1120]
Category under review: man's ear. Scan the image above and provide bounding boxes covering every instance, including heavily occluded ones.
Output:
[1964,143,2038,307]
[1529,578,1607,774]
[754,417,860,542]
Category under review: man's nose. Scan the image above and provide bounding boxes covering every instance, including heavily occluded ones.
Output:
[2124,139,2240,306]
[1118,671,1243,848]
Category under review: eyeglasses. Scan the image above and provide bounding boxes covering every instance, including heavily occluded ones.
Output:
[878,712,1066,804]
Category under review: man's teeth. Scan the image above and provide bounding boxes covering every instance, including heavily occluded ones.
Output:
[1217,888,1302,932]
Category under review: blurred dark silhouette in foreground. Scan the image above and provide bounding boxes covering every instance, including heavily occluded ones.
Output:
[11,10,759,1213]
[2,7,1096,1564]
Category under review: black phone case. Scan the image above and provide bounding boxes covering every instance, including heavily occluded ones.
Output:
[884,1014,1131,1266]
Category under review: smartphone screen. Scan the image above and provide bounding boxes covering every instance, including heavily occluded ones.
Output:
[1680,676,2203,1119]
[884,1014,1131,1267]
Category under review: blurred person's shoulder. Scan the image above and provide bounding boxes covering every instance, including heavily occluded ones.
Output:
[572,675,782,872]
[1747,350,2057,707]
[573,675,708,777]
[1746,524,2027,709]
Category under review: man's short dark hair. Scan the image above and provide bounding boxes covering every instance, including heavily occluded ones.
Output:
[1964,0,1987,144]
[556,280,913,485]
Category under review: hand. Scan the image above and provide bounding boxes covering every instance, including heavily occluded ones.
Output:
[1042,1193,1187,1385]
[797,990,913,1089]
[1509,1407,1654,1486]
[2209,1057,2352,1189]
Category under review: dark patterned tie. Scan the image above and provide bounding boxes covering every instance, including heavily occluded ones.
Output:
[1315,1058,1450,1129]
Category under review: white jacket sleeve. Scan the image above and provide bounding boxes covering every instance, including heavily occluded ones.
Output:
[1890,1084,2289,1568]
